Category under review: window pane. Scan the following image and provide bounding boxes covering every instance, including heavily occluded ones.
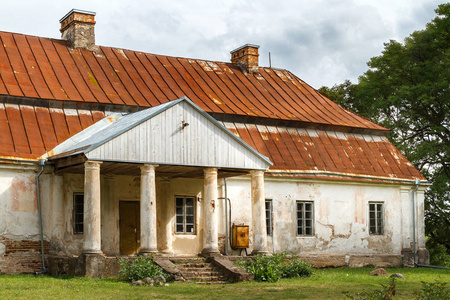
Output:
[186,216,194,224]
[186,225,194,233]
[185,198,194,206]
[176,207,183,215]
[75,223,83,233]
[186,207,193,215]
[176,225,184,232]
[176,198,183,206]
[176,216,183,224]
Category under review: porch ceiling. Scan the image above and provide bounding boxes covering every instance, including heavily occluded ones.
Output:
[54,160,249,179]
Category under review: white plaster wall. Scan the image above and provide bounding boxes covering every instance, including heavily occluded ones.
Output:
[37,170,424,258]
[225,176,420,256]
[167,178,203,255]
[0,165,41,240]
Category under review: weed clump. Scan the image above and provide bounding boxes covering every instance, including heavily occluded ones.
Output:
[236,252,314,282]
[414,280,450,300]
[118,255,168,282]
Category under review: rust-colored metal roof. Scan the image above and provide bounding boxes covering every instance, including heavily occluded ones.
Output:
[0,103,104,159]
[0,103,424,181]
[0,31,385,131]
[222,122,425,181]
[0,30,424,182]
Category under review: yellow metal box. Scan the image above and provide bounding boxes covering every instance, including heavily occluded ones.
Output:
[231,224,249,249]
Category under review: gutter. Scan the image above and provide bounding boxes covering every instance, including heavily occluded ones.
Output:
[265,170,429,185]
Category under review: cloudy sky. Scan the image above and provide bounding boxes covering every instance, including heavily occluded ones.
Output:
[0,0,444,88]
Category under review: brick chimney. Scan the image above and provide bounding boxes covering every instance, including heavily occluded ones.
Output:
[230,44,260,73]
[60,9,96,50]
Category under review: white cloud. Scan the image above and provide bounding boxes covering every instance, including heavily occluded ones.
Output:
[0,0,443,88]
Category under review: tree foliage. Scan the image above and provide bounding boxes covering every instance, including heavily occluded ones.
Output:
[319,3,450,255]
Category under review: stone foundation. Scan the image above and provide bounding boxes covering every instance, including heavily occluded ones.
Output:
[48,255,121,278]
[297,254,403,268]
[47,253,410,278]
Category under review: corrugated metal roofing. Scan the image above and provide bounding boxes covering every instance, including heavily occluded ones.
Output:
[0,31,385,131]
[222,122,425,181]
[0,102,105,159]
[0,30,425,181]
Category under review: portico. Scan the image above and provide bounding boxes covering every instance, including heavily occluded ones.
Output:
[47,97,272,276]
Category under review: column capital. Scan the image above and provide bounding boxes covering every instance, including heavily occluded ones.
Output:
[250,170,264,176]
[204,167,218,175]
[140,164,158,174]
[84,160,102,170]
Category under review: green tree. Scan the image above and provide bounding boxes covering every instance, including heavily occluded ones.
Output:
[319,3,450,258]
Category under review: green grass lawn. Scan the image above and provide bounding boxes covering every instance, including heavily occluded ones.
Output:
[0,267,448,299]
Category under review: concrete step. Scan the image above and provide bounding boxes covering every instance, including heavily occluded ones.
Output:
[166,256,230,284]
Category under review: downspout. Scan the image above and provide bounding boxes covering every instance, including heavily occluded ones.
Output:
[224,178,229,256]
[35,159,47,274]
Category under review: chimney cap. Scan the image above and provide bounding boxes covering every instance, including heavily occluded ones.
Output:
[230,44,260,54]
[59,9,96,23]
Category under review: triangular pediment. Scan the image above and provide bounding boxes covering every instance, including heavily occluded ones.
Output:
[48,97,272,171]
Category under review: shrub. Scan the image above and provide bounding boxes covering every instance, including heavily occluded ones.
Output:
[236,252,314,282]
[118,255,167,282]
[414,280,450,300]
[282,258,314,278]
[427,243,450,268]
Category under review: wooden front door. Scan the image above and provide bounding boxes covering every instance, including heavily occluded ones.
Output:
[119,201,140,255]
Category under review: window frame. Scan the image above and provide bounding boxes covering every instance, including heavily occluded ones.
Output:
[369,202,384,235]
[265,199,273,236]
[73,193,84,235]
[296,201,314,237]
[174,195,197,235]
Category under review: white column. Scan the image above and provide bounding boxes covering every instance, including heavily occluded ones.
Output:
[140,164,158,254]
[251,170,269,255]
[83,160,103,254]
[202,168,220,256]
[159,178,173,254]
[416,187,427,249]
[400,186,412,250]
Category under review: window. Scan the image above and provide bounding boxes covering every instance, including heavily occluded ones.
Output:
[369,202,384,235]
[73,193,84,234]
[175,196,196,234]
[297,201,314,236]
[265,199,273,236]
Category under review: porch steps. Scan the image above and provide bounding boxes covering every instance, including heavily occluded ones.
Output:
[169,257,229,284]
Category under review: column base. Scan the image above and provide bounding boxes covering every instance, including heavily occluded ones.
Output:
[139,248,159,256]
[201,248,221,257]
[83,249,103,255]
[251,250,271,256]
[160,249,174,255]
